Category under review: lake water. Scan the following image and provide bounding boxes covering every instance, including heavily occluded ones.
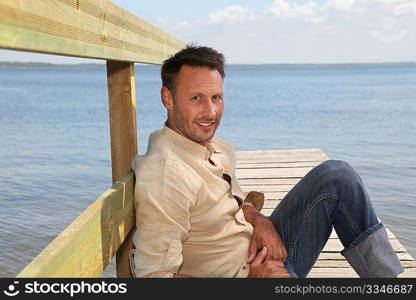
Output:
[0,63,415,277]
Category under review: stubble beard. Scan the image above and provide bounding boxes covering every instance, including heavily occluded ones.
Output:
[172,109,219,145]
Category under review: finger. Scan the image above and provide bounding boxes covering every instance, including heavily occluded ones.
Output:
[272,267,291,278]
[271,260,284,267]
[274,244,288,262]
[275,250,287,262]
[280,269,291,278]
[247,241,259,264]
[276,271,291,278]
[265,244,277,262]
[264,240,280,262]
[283,248,287,262]
[279,245,288,261]
[252,247,267,266]
[278,238,288,261]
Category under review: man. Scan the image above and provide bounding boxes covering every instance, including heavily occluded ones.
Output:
[130,45,403,278]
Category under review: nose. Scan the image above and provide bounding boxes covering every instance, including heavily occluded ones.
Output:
[202,99,216,119]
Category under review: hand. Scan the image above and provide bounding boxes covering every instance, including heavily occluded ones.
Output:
[247,213,288,264]
[248,247,291,278]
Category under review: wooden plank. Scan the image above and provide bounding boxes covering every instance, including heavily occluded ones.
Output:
[236,148,328,159]
[17,170,135,277]
[0,0,185,63]
[237,158,328,164]
[263,200,282,209]
[238,178,302,186]
[237,161,321,169]
[256,191,288,200]
[318,252,414,261]
[261,208,275,216]
[322,238,406,253]
[328,228,397,240]
[313,259,416,268]
[106,60,137,277]
[308,268,358,278]
[241,185,293,192]
[236,167,314,179]
[308,267,416,278]
[390,267,416,278]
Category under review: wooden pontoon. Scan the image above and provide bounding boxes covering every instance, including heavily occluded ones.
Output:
[236,148,416,278]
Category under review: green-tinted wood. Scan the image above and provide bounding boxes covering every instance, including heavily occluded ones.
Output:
[106,60,137,278]
[17,170,135,277]
[0,0,185,63]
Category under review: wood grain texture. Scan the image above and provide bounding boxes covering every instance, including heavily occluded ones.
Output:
[106,61,137,277]
[106,61,137,184]
[0,0,185,62]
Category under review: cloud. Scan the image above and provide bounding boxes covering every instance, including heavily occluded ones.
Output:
[158,0,416,64]
[267,0,416,24]
[208,5,255,25]
[156,18,194,32]
[326,0,356,12]
[370,0,416,14]
[268,0,326,23]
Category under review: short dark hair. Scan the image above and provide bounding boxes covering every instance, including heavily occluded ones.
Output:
[161,45,225,94]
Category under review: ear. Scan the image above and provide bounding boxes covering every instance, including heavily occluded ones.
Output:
[161,86,173,110]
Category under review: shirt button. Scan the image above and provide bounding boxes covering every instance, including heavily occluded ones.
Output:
[242,265,247,270]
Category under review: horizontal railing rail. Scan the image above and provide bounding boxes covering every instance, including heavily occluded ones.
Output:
[17,170,135,277]
[0,0,185,63]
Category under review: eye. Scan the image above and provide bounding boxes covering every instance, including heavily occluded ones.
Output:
[212,95,223,101]
[191,95,201,101]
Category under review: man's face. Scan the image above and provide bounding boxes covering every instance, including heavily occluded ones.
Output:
[162,65,224,147]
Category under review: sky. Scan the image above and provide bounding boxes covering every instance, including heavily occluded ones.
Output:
[1,0,415,64]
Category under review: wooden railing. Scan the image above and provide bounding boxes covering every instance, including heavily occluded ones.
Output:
[0,0,185,277]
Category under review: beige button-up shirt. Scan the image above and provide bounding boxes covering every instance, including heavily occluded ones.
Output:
[131,124,264,278]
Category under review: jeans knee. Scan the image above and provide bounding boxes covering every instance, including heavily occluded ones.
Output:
[318,160,359,184]
[320,159,350,170]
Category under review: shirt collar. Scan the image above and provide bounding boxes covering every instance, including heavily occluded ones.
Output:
[162,122,219,161]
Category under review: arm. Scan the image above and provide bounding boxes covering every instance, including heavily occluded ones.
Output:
[172,206,290,278]
[133,163,198,278]
[243,204,291,278]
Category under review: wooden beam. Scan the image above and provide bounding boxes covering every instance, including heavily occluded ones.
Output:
[107,61,137,183]
[16,171,135,277]
[0,0,185,63]
[106,60,137,277]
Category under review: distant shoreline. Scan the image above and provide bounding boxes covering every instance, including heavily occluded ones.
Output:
[1,61,415,69]
[0,62,106,69]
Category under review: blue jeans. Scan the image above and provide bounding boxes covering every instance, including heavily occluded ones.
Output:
[269,160,404,278]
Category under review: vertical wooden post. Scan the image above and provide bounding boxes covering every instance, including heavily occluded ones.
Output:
[106,61,137,278]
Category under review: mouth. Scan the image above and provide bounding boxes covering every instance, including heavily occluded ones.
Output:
[195,120,216,131]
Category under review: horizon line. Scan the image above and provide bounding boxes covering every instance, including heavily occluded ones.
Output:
[1,61,416,67]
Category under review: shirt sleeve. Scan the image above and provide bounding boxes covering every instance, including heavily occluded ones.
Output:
[132,160,199,278]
